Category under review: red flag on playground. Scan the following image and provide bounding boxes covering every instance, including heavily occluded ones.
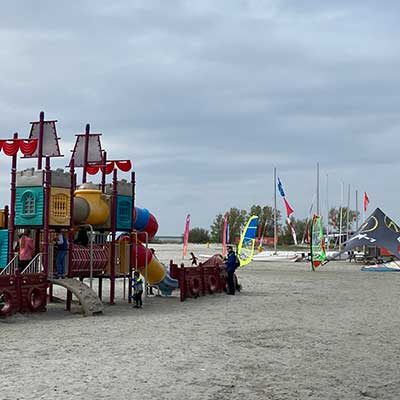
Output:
[364,192,370,212]
[183,214,190,258]
[283,198,294,218]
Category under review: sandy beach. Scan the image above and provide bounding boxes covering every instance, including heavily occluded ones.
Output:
[1,244,400,400]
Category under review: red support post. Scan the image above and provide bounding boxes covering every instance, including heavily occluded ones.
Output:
[8,132,18,263]
[66,159,75,311]
[200,267,205,296]
[109,168,117,304]
[15,269,22,312]
[128,171,135,303]
[36,112,45,258]
[68,159,75,278]
[101,150,107,193]
[38,111,44,170]
[43,156,51,277]
[98,277,103,300]
[82,123,90,184]
[180,264,186,302]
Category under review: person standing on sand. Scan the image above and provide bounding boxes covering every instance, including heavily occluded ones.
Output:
[18,229,34,272]
[225,245,238,295]
[54,228,68,278]
[190,252,198,266]
[132,271,144,308]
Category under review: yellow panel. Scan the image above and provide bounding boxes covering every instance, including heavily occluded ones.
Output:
[49,188,71,226]
[119,240,129,274]
[0,210,6,228]
[105,243,111,275]
[107,242,129,276]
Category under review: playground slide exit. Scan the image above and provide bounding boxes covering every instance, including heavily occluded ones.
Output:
[131,207,178,295]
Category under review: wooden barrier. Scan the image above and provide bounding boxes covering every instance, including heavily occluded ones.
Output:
[20,273,48,313]
[170,260,228,302]
[0,272,48,316]
[0,275,19,317]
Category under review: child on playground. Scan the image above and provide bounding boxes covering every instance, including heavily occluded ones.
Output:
[190,252,198,266]
[54,228,68,278]
[18,229,35,272]
[132,271,144,308]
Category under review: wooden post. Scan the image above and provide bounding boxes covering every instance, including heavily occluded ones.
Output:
[109,168,117,304]
[37,111,44,170]
[43,156,51,277]
[8,133,18,263]
[82,123,90,184]
[180,264,185,302]
[101,150,107,193]
[128,171,135,303]
[98,277,103,300]
[66,159,75,311]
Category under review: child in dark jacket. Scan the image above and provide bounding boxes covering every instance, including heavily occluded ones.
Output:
[132,271,144,308]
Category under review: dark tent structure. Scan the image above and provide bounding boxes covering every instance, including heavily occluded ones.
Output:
[342,208,400,259]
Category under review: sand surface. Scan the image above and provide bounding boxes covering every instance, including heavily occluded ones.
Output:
[1,244,400,400]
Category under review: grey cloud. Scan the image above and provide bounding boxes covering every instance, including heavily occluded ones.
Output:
[0,1,399,233]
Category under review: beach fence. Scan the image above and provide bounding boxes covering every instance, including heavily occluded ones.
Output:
[0,264,47,317]
[170,262,227,302]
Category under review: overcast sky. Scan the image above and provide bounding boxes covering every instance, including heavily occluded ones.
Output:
[1,1,399,235]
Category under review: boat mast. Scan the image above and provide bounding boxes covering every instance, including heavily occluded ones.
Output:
[339,182,344,251]
[346,184,350,242]
[326,173,330,250]
[316,162,320,215]
[273,167,277,254]
[355,189,359,230]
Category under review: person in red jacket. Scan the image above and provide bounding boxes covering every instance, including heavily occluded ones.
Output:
[18,229,34,272]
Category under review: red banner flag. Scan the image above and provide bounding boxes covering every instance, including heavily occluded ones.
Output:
[182,214,190,258]
[364,192,370,212]
[283,198,294,218]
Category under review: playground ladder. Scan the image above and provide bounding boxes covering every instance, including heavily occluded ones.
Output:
[0,255,18,276]
[21,253,43,274]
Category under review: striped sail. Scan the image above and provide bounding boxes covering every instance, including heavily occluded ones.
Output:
[310,215,326,270]
[237,215,259,267]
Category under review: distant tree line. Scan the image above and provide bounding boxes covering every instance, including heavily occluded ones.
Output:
[187,204,359,246]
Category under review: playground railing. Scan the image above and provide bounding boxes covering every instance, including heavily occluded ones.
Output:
[0,255,18,276]
[21,253,43,274]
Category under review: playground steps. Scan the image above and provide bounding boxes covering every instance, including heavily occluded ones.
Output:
[49,278,103,316]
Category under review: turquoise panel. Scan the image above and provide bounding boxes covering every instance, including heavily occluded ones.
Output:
[116,195,132,231]
[15,186,44,226]
[0,229,8,268]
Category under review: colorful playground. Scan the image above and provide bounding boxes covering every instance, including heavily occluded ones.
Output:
[0,112,230,318]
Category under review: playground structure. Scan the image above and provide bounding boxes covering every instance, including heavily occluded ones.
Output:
[0,112,178,317]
